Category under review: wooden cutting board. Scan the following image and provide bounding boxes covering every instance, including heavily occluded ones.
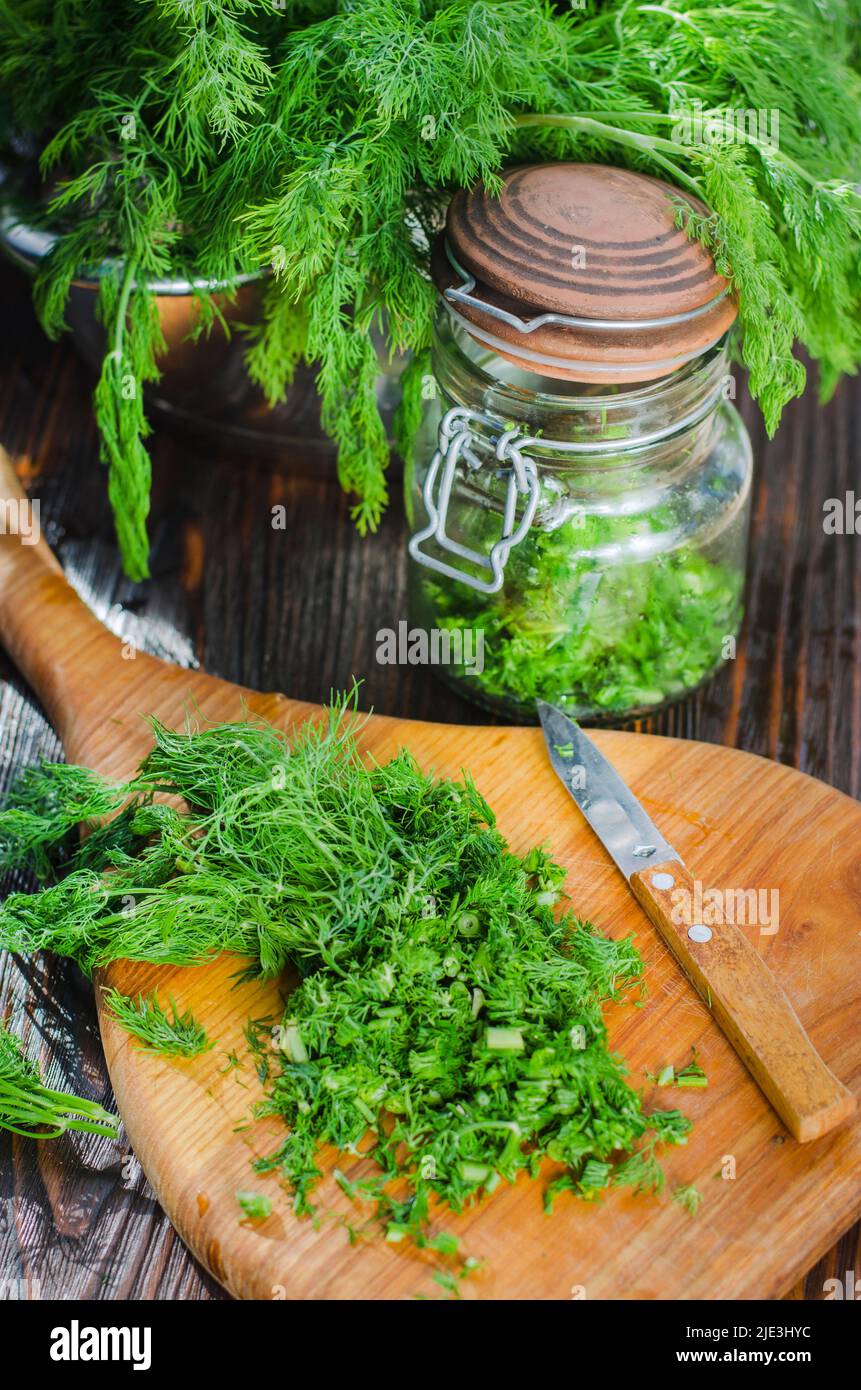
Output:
[1,449,860,1300]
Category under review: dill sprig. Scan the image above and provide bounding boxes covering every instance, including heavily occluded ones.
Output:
[0,694,691,1246]
[0,1025,119,1140]
[102,988,214,1059]
[0,762,128,880]
[673,1183,703,1217]
[1,1,859,576]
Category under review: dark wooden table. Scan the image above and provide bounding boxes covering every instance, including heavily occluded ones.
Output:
[0,262,858,1300]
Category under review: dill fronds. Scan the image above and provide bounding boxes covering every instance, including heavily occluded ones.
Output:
[0,694,692,1247]
[102,988,214,1059]
[1,2,859,575]
[0,762,127,880]
[0,1026,119,1140]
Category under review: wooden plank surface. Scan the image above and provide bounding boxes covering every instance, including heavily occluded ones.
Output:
[0,261,859,1299]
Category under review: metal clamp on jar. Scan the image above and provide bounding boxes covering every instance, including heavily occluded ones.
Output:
[406,163,752,722]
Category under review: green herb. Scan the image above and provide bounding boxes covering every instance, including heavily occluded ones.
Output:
[0,694,691,1250]
[0,762,126,880]
[236,1191,272,1223]
[0,1025,119,1139]
[673,1183,703,1217]
[648,1050,708,1090]
[415,506,744,718]
[102,988,214,1059]
[2,2,859,576]
[430,1263,479,1299]
[675,1051,709,1089]
[413,1254,482,1299]
[251,879,691,1244]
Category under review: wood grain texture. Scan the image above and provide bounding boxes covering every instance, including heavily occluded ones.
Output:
[1,442,861,1302]
[0,261,859,1300]
[629,860,855,1142]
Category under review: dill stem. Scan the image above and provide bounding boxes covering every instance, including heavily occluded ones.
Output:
[110,256,138,369]
[516,109,861,205]
[512,113,704,196]
[636,4,704,31]
[0,1078,119,1137]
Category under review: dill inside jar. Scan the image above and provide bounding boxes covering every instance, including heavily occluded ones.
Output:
[406,164,753,722]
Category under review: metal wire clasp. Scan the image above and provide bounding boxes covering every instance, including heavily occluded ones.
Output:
[408,407,540,594]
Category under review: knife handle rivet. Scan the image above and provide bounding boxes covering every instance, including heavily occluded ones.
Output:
[688,924,713,943]
[651,871,675,890]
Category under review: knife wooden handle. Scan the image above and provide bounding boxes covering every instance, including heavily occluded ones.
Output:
[629,860,855,1142]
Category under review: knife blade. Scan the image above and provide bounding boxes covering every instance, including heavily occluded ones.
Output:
[537,701,855,1143]
[537,701,681,879]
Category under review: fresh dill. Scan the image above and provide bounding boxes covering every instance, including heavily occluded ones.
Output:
[675,1051,709,1089]
[102,988,214,1059]
[648,1050,709,1089]
[0,763,126,880]
[0,694,692,1247]
[219,1051,244,1077]
[236,1191,272,1223]
[1,2,859,576]
[673,1183,703,1217]
[415,514,743,718]
[0,1025,119,1140]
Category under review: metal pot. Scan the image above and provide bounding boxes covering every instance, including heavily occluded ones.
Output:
[0,197,405,461]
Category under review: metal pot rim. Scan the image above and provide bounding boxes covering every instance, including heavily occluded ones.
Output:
[0,195,265,296]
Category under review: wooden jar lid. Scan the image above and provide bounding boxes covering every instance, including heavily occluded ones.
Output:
[432,163,737,384]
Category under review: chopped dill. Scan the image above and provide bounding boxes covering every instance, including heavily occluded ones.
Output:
[676,1052,709,1089]
[673,1183,703,1217]
[0,693,692,1249]
[219,1051,244,1077]
[416,526,744,719]
[236,1191,272,1223]
[648,1050,709,1090]
[0,1025,119,1140]
[102,988,213,1059]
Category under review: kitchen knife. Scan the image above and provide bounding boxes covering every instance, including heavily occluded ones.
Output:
[537,701,856,1142]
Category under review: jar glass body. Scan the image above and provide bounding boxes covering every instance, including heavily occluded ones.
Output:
[406,309,753,722]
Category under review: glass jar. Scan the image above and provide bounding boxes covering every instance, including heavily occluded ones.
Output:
[406,309,753,723]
